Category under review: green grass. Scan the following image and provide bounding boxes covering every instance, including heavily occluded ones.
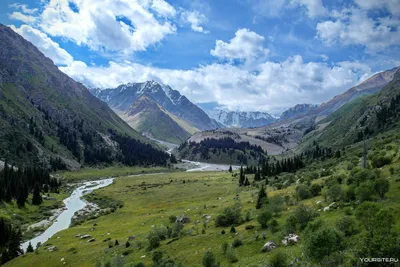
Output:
[58,166,179,182]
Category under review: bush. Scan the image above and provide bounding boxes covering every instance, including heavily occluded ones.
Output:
[257,209,273,228]
[286,204,318,231]
[295,184,312,200]
[232,239,243,248]
[371,154,392,168]
[202,251,219,267]
[125,241,131,248]
[230,226,236,233]
[134,263,145,267]
[226,249,238,263]
[304,222,343,262]
[310,184,322,196]
[169,215,177,223]
[336,216,358,236]
[355,181,375,202]
[327,184,344,202]
[221,242,229,254]
[215,204,242,227]
[148,236,160,250]
[268,251,288,267]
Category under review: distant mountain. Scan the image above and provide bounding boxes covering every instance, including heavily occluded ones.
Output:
[313,67,400,120]
[90,81,221,143]
[280,104,318,121]
[208,109,277,128]
[0,24,169,169]
[118,96,192,144]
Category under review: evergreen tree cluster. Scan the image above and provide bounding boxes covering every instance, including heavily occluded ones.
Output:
[0,160,61,207]
[109,130,169,166]
[376,93,400,127]
[0,217,23,265]
[259,156,305,177]
[238,166,250,186]
[302,142,333,160]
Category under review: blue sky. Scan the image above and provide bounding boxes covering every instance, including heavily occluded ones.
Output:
[1,0,400,114]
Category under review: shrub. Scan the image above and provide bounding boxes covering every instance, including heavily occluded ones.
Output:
[374,178,389,199]
[257,209,273,228]
[295,184,312,200]
[169,215,177,223]
[226,249,238,263]
[286,204,318,231]
[230,226,236,233]
[134,263,145,267]
[125,241,131,248]
[310,184,322,196]
[268,251,288,267]
[371,154,392,168]
[215,204,242,227]
[202,251,219,267]
[336,216,358,236]
[327,184,344,202]
[355,181,375,202]
[221,242,229,254]
[232,239,243,248]
[148,236,160,250]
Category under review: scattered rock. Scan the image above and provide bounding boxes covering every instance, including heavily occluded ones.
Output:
[127,235,136,241]
[261,241,277,252]
[87,238,96,243]
[282,234,299,245]
[48,246,57,252]
[176,214,190,224]
[80,234,92,239]
[74,234,82,238]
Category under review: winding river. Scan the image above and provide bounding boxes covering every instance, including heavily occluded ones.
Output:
[21,160,235,252]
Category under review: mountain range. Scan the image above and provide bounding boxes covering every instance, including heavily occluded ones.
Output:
[205,109,277,128]
[177,66,400,163]
[90,81,222,144]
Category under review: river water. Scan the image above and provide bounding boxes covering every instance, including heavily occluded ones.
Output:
[21,160,235,251]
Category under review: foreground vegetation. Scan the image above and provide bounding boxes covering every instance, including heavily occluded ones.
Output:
[4,129,400,266]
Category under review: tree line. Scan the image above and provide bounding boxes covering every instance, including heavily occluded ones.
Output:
[0,161,61,207]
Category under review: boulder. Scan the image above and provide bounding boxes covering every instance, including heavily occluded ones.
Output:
[87,238,96,243]
[80,234,92,239]
[176,214,190,224]
[261,241,277,252]
[282,234,299,245]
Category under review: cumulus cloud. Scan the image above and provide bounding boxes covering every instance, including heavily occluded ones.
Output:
[180,10,209,33]
[36,0,177,54]
[210,29,269,62]
[59,55,372,113]
[354,0,400,16]
[317,6,400,53]
[11,25,74,65]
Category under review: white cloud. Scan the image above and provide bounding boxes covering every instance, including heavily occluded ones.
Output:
[180,10,208,33]
[9,3,38,14]
[290,0,327,17]
[9,12,37,23]
[317,7,400,53]
[354,0,400,16]
[151,0,176,17]
[210,29,270,62]
[11,25,74,66]
[35,0,177,54]
[247,0,326,18]
[59,54,372,113]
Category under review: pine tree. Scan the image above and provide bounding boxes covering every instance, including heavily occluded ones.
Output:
[256,185,267,209]
[32,182,42,205]
[26,242,34,253]
[228,165,232,173]
[239,166,245,186]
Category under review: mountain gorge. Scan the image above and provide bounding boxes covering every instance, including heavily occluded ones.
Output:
[90,82,221,143]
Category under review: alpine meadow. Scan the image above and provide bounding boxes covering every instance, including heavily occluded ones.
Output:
[0,1,400,267]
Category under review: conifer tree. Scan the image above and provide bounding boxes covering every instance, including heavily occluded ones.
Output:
[256,185,267,209]
[32,182,42,205]
[26,242,34,253]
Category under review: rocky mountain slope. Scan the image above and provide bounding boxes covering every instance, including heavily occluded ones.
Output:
[312,66,399,120]
[280,104,318,121]
[117,96,192,144]
[90,81,222,143]
[90,82,221,130]
[0,24,169,169]
[207,109,277,128]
